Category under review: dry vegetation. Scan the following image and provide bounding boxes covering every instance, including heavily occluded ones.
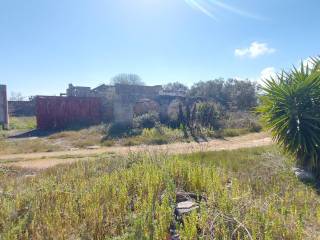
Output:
[1,146,320,239]
[0,115,262,155]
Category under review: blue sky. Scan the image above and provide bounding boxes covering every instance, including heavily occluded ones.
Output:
[0,0,319,97]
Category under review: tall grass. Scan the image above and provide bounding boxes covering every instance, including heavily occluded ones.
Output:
[1,147,319,239]
[9,117,36,130]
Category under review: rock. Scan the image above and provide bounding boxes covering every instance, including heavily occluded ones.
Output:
[170,233,180,240]
[69,148,80,151]
[24,174,37,179]
[86,145,101,150]
[176,191,206,203]
[169,221,180,240]
[226,179,232,189]
[175,201,199,216]
[292,167,315,182]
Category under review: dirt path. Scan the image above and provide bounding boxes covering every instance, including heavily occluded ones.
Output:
[0,132,272,170]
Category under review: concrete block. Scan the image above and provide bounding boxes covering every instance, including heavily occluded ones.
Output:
[0,85,9,129]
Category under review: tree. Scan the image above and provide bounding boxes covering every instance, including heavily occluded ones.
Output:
[195,102,222,130]
[10,92,25,101]
[110,73,145,86]
[163,82,188,93]
[258,57,320,176]
[189,78,257,110]
[223,79,258,110]
[189,79,225,103]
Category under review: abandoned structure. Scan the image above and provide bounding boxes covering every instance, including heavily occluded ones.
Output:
[9,100,35,116]
[36,96,102,130]
[36,83,187,130]
[0,85,9,129]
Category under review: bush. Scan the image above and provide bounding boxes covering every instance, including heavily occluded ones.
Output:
[133,111,160,129]
[106,122,134,138]
[195,102,222,130]
[248,121,262,133]
[147,137,168,145]
[258,57,320,175]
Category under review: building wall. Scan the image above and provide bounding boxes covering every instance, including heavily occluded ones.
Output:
[0,85,9,129]
[8,101,36,116]
[113,84,163,123]
[92,85,115,122]
[36,96,102,130]
[66,84,92,97]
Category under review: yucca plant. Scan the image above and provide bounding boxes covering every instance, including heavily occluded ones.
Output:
[258,57,320,176]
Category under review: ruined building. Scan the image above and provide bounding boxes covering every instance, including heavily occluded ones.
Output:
[36,83,187,130]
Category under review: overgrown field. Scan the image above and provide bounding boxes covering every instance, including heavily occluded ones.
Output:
[0,116,260,155]
[1,146,319,239]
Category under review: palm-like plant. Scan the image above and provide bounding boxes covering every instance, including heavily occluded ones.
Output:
[258,57,320,175]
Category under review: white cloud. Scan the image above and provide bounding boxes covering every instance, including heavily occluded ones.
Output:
[258,67,277,85]
[235,42,276,58]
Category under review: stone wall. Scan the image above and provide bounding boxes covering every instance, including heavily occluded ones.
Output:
[8,100,36,116]
[92,85,115,122]
[0,85,9,129]
[113,84,162,123]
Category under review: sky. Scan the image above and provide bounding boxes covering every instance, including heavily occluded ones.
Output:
[0,0,319,97]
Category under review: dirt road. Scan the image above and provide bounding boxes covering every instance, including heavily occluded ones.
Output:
[0,132,272,170]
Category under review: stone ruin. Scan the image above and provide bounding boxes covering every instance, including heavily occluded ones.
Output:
[0,82,197,130]
[0,85,9,129]
[60,83,188,124]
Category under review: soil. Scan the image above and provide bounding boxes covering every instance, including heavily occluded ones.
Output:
[0,132,272,170]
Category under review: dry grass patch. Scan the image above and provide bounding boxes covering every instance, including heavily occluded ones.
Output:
[0,139,62,156]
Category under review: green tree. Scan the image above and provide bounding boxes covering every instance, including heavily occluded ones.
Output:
[111,73,145,86]
[258,57,320,175]
[163,82,188,93]
[196,102,222,130]
[189,78,257,110]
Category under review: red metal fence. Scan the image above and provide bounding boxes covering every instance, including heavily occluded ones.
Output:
[36,96,102,130]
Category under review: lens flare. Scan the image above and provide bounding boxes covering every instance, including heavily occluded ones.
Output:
[184,0,263,20]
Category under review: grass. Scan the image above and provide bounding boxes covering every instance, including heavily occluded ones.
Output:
[0,117,261,155]
[0,139,62,155]
[219,128,251,137]
[48,125,105,148]
[0,117,36,140]
[8,117,36,130]
[1,146,320,239]
[119,126,186,146]
[0,124,105,155]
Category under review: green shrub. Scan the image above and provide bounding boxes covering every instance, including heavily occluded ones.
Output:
[101,140,115,147]
[147,137,168,145]
[195,102,222,130]
[133,111,160,129]
[106,122,134,138]
[258,57,320,175]
[248,121,262,133]
[221,128,249,137]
